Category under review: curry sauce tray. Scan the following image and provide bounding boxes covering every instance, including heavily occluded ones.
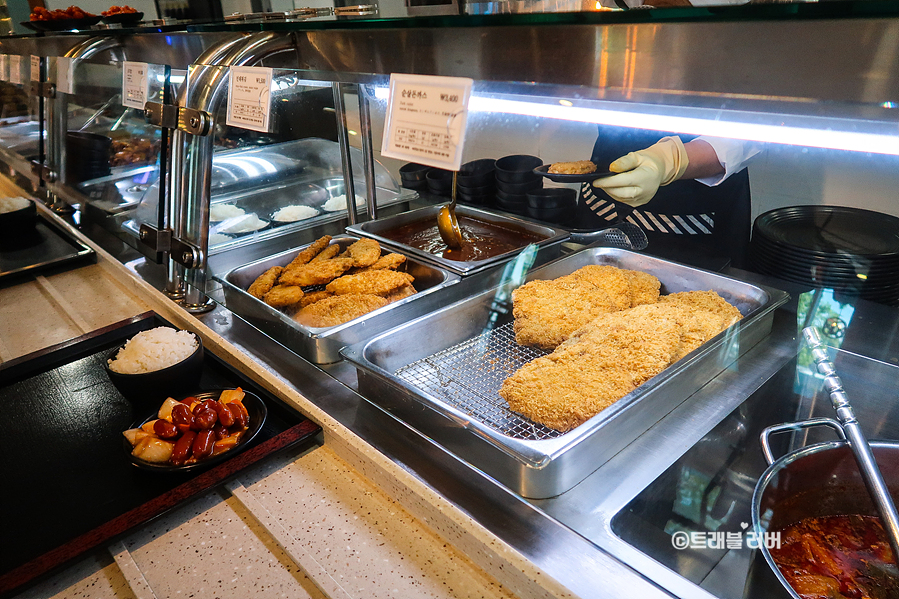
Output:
[342,248,789,499]
[0,312,320,597]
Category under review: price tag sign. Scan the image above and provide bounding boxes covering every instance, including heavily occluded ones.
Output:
[380,74,473,171]
[0,55,7,82]
[122,61,149,109]
[226,66,273,133]
[31,56,40,82]
[56,57,74,94]
[9,56,21,85]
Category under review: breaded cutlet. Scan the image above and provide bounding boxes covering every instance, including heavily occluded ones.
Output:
[279,257,354,287]
[623,269,661,307]
[512,276,615,350]
[325,270,414,296]
[309,244,340,262]
[293,293,388,328]
[346,238,381,267]
[570,265,633,311]
[247,265,282,299]
[263,284,304,308]
[286,235,332,269]
[660,290,742,326]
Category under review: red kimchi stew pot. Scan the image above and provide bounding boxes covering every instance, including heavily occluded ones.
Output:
[746,429,899,599]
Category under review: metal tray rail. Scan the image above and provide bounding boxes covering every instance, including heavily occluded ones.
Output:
[218,235,461,364]
[343,248,790,498]
[346,204,568,276]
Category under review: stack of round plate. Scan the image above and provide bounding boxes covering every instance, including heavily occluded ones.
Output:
[750,206,899,305]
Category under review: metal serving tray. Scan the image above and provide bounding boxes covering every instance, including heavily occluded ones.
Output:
[218,235,460,364]
[342,248,789,498]
[346,205,568,276]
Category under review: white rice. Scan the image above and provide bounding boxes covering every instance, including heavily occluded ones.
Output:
[108,327,198,374]
[0,197,30,214]
[322,194,365,212]
[208,232,233,245]
[273,205,319,222]
[218,213,267,234]
[210,204,245,222]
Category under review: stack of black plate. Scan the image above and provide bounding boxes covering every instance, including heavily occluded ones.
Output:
[750,205,899,305]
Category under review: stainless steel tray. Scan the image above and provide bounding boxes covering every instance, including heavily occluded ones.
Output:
[346,205,568,276]
[217,235,460,364]
[341,248,790,498]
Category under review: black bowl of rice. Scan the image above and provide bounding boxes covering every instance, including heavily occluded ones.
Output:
[105,327,204,407]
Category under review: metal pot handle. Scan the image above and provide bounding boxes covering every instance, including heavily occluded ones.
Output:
[760,417,847,465]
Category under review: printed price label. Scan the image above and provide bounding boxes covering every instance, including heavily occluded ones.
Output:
[56,57,74,94]
[31,56,40,82]
[226,66,273,133]
[9,56,21,85]
[122,61,149,109]
[380,74,473,171]
[0,56,7,82]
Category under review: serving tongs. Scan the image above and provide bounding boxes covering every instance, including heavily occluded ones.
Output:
[764,327,899,565]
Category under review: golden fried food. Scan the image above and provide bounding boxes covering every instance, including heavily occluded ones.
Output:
[512,276,615,350]
[293,294,388,328]
[570,265,632,311]
[280,258,354,287]
[309,244,340,262]
[346,238,381,268]
[623,269,661,307]
[264,285,304,308]
[298,290,333,308]
[369,252,406,271]
[384,282,416,303]
[501,308,682,432]
[326,270,414,297]
[548,160,596,175]
[286,235,332,269]
[247,266,283,299]
[660,290,742,326]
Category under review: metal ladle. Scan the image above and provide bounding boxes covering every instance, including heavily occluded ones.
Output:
[437,171,463,249]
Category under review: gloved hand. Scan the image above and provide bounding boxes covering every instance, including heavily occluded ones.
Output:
[592,136,689,207]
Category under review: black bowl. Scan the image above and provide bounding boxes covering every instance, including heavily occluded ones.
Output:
[0,198,37,239]
[526,187,577,209]
[457,191,494,206]
[126,388,267,473]
[527,204,573,223]
[101,11,144,24]
[497,178,543,195]
[426,168,453,190]
[399,162,431,183]
[105,331,204,408]
[495,188,528,203]
[401,179,428,191]
[495,155,544,183]
[458,159,496,187]
[456,182,495,196]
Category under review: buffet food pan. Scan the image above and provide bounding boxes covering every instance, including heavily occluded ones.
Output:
[218,235,460,364]
[346,204,568,276]
[341,248,789,498]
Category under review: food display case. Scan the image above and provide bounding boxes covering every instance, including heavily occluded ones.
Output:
[4,7,899,599]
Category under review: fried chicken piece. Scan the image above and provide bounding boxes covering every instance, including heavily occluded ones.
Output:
[570,265,632,311]
[346,238,381,268]
[293,294,388,328]
[280,258,354,287]
[660,290,742,327]
[512,275,615,350]
[384,282,416,303]
[263,284,304,308]
[548,160,596,175]
[247,266,283,299]
[286,235,332,269]
[326,270,414,297]
[623,269,661,307]
[369,253,406,271]
[298,290,333,308]
[310,244,340,262]
[501,308,682,432]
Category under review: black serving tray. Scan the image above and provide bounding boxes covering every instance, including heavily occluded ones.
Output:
[0,312,320,597]
[0,212,95,281]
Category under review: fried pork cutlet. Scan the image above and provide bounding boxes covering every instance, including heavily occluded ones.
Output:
[293,293,388,328]
[570,265,633,311]
[346,238,381,268]
[660,290,743,326]
[548,160,596,175]
[501,308,682,432]
[247,266,283,299]
[264,284,304,308]
[286,235,332,269]
[298,290,333,308]
[326,270,414,297]
[280,257,354,287]
[623,269,661,307]
[512,275,615,350]
[369,253,406,271]
[309,243,340,263]
[384,282,416,303]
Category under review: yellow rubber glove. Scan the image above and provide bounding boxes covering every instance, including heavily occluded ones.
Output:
[592,136,689,207]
